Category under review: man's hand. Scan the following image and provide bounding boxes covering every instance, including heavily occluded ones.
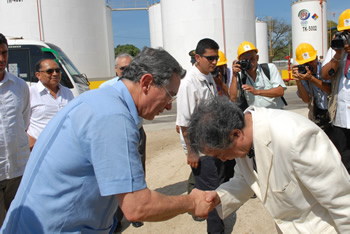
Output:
[232,60,241,75]
[344,43,350,55]
[27,134,36,151]
[213,72,223,86]
[292,65,312,81]
[189,189,218,219]
[187,152,199,168]
[241,84,256,95]
[205,190,221,206]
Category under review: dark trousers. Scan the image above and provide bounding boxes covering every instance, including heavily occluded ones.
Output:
[0,176,22,227]
[327,126,350,173]
[192,156,235,234]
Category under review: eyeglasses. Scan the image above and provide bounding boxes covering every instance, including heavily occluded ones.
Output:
[162,85,177,104]
[119,66,127,71]
[202,55,219,62]
[39,68,61,74]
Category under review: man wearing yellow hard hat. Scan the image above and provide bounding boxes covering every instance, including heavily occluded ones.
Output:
[211,50,231,97]
[292,43,331,130]
[230,41,287,109]
[321,9,350,173]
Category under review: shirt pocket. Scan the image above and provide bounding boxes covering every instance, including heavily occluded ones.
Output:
[271,180,316,212]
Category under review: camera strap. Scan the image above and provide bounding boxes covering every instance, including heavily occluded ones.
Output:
[203,79,215,98]
[260,63,288,106]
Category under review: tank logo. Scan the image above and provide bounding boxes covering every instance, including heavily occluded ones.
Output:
[7,0,23,2]
[312,13,318,20]
[298,9,310,21]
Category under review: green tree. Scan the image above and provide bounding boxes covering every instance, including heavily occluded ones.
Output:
[327,20,338,48]
[267,18,292,61]
[114,44,140,58]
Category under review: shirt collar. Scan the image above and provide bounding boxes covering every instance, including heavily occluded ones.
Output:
[193,65,212,82]
[0,71,15,84]
[112,81,140,127]
[36,80,61,93]
[256,65,262,75]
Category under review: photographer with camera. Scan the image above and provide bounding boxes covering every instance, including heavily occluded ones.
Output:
[211,50,231,97]
[292,43,331,130]
[230,41,287,110]
[321,9,350,173]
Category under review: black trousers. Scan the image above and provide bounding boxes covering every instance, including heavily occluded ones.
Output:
[327,126,350,173]
[192,156,235,234]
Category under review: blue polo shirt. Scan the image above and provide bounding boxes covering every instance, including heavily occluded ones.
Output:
[1,81,147,233]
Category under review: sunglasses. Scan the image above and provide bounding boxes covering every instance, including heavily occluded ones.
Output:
[39,68,61,74]
[202,55,219,62]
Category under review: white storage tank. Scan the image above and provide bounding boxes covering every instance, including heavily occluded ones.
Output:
[159,0,256,71]
[0,0,115,83]
[291,0,327,63]
[255,20,269,63]
[149,2,163,49]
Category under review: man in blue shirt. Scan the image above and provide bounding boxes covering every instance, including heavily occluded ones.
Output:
[1,47,215,233]
[100,53,145,230]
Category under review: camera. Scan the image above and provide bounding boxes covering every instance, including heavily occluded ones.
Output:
[236,59,252,71]
[297,64,312,74]
[331,31,350,50]
[211,67,220,77]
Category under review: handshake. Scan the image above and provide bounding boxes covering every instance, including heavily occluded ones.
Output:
[187,189,220,219]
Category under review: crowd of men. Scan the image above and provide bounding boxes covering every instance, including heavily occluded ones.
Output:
[0,8,349,234]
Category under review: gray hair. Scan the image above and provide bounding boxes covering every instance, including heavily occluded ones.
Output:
[115,53,133,67]
[188,96,245,154]
[122,47,186,86]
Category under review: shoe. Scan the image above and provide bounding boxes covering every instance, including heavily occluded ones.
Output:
[132,222,144,228]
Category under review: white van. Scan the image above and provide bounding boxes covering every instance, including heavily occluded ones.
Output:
[6,38,90,97]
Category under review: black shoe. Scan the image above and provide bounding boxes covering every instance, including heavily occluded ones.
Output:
[132,222,144,228]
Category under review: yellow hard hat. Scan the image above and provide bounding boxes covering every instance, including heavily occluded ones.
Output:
[217,50,227,66]
[337,9,350,31]
[295,43,317,64]
[237,41,258,59]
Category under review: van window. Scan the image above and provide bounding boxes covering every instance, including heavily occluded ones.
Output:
[47,43,89,86]
[7,47,31,82]
[7,45,74,88]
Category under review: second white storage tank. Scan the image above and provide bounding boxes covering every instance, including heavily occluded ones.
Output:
[158,0,256,70]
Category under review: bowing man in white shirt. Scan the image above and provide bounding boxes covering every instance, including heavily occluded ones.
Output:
[27,59,74,150]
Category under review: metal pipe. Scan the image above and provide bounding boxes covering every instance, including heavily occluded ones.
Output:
[221,0,227,55]
[36,0,44,41]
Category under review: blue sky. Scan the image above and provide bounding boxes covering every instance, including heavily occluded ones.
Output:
[111,0,348,49]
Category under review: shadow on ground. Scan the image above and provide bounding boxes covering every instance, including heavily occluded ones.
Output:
[154,180,188,196]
